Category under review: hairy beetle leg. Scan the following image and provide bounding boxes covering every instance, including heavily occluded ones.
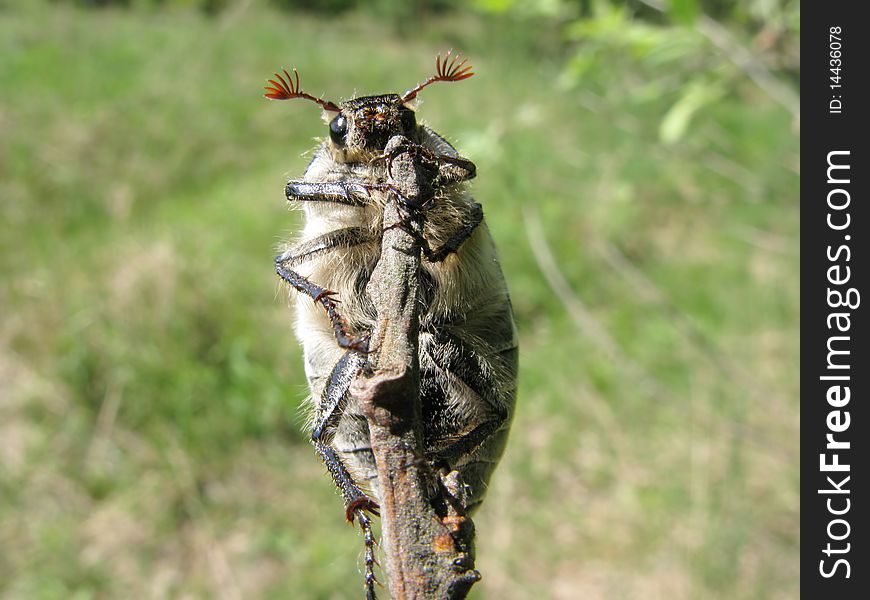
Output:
[276,227,376,268]
[310,351,380,521]
[314,441,381,521]
[275,262,368,352]
[275,228,378,352]
[286,180,373,206]
[308,348,381,599]
[432,154,476,186]
[421,201,483,262]
[286,179,412,211]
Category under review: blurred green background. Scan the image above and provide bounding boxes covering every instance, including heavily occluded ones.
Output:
[1,0,799,598]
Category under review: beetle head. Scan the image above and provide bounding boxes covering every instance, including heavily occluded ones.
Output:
[326,94,417,155]
[265,51,474,159]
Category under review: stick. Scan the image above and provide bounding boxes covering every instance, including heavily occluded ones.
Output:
[351,136,480,599]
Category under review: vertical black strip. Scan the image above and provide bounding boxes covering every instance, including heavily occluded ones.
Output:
[802,3,867,596]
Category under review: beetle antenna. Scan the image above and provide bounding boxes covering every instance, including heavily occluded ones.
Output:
[264,68,340,112]
[401,50,474,103]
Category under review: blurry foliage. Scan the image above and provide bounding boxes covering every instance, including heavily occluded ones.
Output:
[59,0,457,18]
[57,0,799,145]
[472,0,799,144]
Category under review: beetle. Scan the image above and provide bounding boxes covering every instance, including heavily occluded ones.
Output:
[266,52,518,596]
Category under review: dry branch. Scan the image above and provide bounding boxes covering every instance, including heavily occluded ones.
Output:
[351,136,480,599]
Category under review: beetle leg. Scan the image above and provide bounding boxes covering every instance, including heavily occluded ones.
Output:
[309,349,381,597]
[435,415,507,470]
[310,351,380,517]
[377,141,475,193]
[373,139,429,178]
[377,141,475,185]
[385,202,483,263]
[310,351,365,448]
[357,509,380,600]
[421,329,517,511]
[286,180,393,206]
[276,261,370,352]
[434,154,476,186]
[276,227,376,267]
[420,202,483,262]
[276,228,375,352]
[314,443,381,520]
[428,407,508,517]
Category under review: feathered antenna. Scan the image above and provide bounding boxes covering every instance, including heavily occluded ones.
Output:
[264,68,340,112]
[401,50,475,103]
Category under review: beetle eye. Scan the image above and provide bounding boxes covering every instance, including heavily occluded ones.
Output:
[329,115,347,145]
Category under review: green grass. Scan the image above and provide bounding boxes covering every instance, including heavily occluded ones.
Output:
[1,2,799,599]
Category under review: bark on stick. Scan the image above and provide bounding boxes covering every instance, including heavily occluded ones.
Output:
[351,136,479,599]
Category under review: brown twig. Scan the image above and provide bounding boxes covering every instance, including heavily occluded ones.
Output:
[350,136,480,599]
